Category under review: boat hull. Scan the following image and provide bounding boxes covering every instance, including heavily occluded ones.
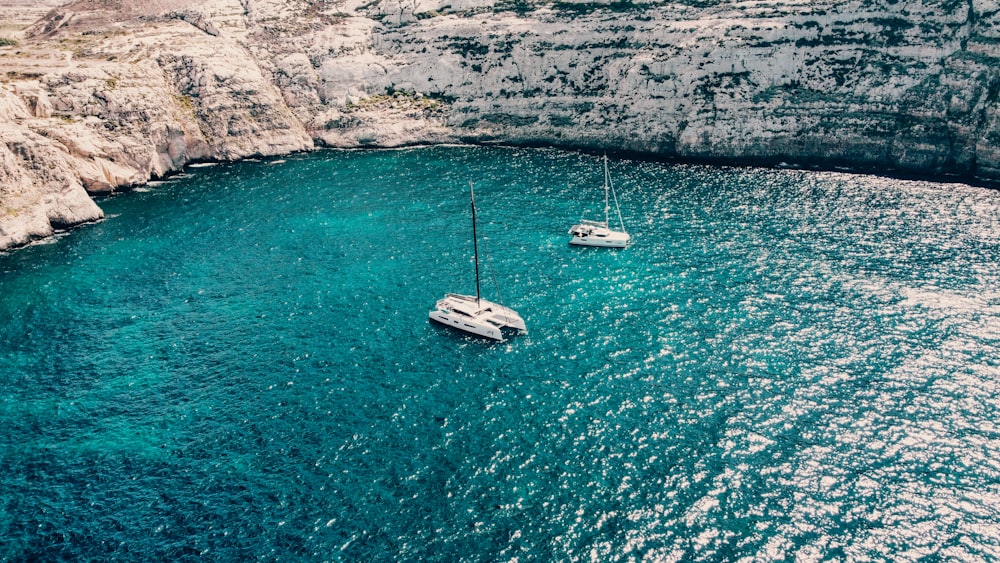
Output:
[568,223,630,248]
[569,234,630,248]
[428,293,526,341]
[429,310,504,340]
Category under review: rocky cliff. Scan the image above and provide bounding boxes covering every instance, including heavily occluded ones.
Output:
[1,0,998,251]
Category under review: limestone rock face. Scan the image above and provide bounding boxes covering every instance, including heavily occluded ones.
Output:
[0,89,103,249]
[0,0,313,251]
[357,1,1000,178]
[1,0,999,251]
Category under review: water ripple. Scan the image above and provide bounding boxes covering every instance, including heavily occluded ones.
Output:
[1,147,999,560]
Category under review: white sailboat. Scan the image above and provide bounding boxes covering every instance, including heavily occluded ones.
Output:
[568,154,631,248]
[429,183,526,341]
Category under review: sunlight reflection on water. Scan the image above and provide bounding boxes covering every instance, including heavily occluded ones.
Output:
[1,147,999,560]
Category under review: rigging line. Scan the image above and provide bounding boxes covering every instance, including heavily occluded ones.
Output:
[473,199,513,325]
[608,157,627,233]
[467,181,513,325]
[479,228,511,323]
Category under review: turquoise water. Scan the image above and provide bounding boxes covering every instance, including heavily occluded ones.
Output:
[2,146,999,560]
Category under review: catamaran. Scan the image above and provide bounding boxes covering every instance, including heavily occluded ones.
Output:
[568,154,630,248]
[429,183,526,341]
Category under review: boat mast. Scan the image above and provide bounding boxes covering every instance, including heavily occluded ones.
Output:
[603,154,611,226]
[470,182,481,303]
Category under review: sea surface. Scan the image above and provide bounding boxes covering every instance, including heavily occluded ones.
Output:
[2,146,999,561]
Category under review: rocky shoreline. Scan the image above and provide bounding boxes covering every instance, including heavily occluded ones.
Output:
[1,0,998,252]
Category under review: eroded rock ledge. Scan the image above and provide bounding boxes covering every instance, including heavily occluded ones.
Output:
[1,0,998,251]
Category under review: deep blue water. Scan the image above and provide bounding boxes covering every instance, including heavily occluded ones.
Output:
[2,146,1000,561]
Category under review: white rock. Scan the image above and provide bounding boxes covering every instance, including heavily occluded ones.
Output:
[0,0,998,251]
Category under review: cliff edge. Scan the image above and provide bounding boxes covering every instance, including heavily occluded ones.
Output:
[1,0,998,251]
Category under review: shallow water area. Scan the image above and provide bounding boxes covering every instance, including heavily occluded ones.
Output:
[2,146,999,560]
